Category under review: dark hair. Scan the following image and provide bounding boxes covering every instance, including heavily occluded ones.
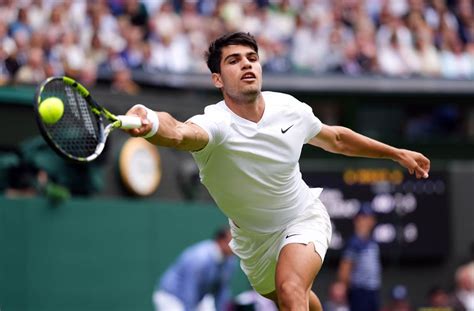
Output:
[213,226,230,241]
[205,32,259,73]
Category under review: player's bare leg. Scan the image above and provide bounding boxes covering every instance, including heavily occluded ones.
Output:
[269,242,323,310]
[263,283,321,310]
[308,290,322,311]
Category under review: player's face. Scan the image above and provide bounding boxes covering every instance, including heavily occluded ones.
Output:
[212,44,262,100]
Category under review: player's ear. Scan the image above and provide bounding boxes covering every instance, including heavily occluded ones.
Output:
[211,73,223,88]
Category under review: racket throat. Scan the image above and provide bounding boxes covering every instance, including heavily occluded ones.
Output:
[87,142,106,162]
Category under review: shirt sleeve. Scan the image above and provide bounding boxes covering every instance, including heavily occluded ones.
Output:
[299,101,322,143]
[187,105,228,157]
[187,114,216,147]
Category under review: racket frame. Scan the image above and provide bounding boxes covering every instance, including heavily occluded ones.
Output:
[34,76,127,162]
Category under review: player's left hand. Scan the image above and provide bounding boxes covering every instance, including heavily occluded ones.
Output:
[396,149,431,179]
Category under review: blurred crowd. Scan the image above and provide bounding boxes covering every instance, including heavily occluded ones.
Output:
[324,264,474,311]
[1,0,474,91]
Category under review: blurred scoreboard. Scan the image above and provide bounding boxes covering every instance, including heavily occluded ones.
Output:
[303,168,449,263]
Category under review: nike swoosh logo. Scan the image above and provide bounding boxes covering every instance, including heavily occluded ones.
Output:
[281,124,294,134]
[285,233,300,239]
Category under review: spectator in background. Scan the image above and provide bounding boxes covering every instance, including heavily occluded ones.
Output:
[353,20,379,74]
[0,19,16,58]
[2,0,474,82]
[378,32,417,77]
[413,32,442,77]
[464,242,474,290]
[2,136,91,201]
[152,227,236,311]
[26,0,50,32]
[323,23,349,73]
[455,0,474,44]
[120,0,149,39]
[337,203,381,311]
[88,2,124,55]
[240,1,264,36]
[14,46,46,84]
[43,4,67,47]
[50,31,87,79]
[425,0,459,36]
[79,60,98,88]
[340,41,364,76]
[0,20,15,84]
[118,23,146,69]
[376,12,413,49]
[85,32,108,69]
[233,288,278,311]
[18,136,104,196]
[263,0,297,43]
[381,284,414,311]
[62,0,88,34]
[323,280,349,311]
[449,264,474,310]
[8,25,30,77]
[425,286,451,309]
[147,31,191,73]
[0,60,9,86]
[262,39,292,73]
[5,158,47,198]
[8,7,32,39]
[148,1,181,42]
[111,65,140,95]
[290,12,330,73]
[0,0,18,26]
[439,30,472,79]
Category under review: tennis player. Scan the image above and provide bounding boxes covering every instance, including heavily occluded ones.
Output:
[126,32,430,311]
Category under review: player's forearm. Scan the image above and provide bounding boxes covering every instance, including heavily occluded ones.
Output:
[126,105,208,151]
[146,112,207,152]
[333,127,401,161]
[146,112,184,148]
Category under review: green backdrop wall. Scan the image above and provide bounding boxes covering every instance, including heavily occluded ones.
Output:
[0,197,249,311]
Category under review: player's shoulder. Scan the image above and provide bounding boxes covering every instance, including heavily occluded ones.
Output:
[202,100,232,120]
[262,91,300,106]
[262,91,308,113]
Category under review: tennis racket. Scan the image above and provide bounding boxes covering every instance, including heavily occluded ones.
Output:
[34,76,142,162]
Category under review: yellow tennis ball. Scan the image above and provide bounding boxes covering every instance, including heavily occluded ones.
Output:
[39,97,64,125]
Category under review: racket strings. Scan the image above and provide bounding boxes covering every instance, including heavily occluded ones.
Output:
[40,80,102,159]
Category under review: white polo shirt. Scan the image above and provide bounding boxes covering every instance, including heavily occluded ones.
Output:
[189,91,322,233]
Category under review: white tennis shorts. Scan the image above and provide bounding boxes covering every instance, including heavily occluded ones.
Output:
[229,191,332,295]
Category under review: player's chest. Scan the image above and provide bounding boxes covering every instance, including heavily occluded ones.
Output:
[226,120,305,163]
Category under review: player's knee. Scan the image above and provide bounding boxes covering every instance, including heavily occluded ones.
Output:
[277,279,306,303]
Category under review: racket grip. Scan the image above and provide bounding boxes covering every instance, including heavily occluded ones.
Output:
[117,115,142,129]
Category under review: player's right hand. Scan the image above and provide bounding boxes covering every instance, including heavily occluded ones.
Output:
[125,104,153,137]
[397,149,430,179]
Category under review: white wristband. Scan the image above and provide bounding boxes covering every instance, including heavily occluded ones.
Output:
[134,104,159,138]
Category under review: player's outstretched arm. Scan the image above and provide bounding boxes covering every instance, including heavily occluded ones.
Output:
[309,124,430,179]
[125,105,208,152]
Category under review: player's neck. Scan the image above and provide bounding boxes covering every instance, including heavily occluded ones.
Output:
[224,93,265,123]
